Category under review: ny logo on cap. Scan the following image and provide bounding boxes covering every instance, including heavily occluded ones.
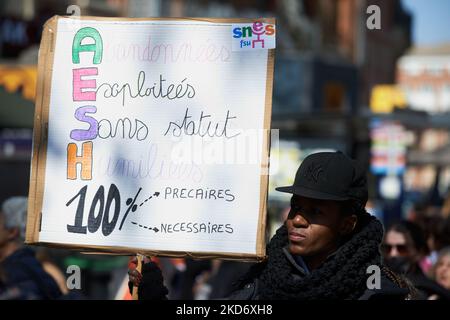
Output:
[302,163,323,183]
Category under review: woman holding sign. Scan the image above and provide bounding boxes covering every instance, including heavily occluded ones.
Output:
[129,151,414,300]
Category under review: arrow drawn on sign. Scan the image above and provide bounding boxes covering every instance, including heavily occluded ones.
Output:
[139,192,160,207]
[131,221,159,233]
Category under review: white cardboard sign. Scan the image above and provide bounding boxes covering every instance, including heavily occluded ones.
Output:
[26,17,275,260]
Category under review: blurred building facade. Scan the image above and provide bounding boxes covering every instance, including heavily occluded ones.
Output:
[396,44,450,214]
[0,0,413,113]
[398,44,450,113]
[0,0,414,214]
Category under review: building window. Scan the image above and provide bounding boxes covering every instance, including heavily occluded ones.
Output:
[445,83,450,93]
[406,66,421,76]
[427,67,443,76]
[422,84,433,93]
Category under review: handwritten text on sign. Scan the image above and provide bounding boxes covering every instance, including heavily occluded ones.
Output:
[38,19,271,256]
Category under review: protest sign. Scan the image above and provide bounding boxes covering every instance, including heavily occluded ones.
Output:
[26,16,275,260]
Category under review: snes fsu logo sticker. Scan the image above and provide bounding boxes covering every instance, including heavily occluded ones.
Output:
[231,21,276,51]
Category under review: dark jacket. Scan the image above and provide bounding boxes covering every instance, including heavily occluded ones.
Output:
[0,248,62,300]
[134,213,412,300]
[406,265,450,300]
[134,252,410,300]
[228,247,410,300]
[227,213,414,300]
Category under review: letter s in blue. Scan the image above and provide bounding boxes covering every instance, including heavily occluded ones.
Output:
[233,27,242,38]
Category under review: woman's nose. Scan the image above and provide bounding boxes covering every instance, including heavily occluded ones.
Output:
[389,247,400,257]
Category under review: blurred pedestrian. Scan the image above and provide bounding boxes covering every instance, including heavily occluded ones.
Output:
[414,214,443,274]
[35,248,69,295]
[0,197,62,299]
[382,221,450,300]
[433,247,450,291]
[192,260,253,299]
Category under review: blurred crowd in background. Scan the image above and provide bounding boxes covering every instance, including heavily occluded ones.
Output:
[1,0,450,300]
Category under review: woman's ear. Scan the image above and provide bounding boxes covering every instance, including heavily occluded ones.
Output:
[341,215,358,236]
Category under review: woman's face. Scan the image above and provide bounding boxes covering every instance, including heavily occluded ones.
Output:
[285,195,355,261]
[382,230,412,258]
[435,254,450,290]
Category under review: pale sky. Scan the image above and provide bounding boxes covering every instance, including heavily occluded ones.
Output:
[402,0,450,46]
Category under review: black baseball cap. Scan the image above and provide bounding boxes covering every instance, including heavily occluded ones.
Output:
[275,151,368,206]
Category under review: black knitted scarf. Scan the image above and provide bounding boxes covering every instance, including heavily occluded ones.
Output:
[251,212,384,300]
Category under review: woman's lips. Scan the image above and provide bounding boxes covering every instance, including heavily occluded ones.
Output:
[288,231,306,242]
